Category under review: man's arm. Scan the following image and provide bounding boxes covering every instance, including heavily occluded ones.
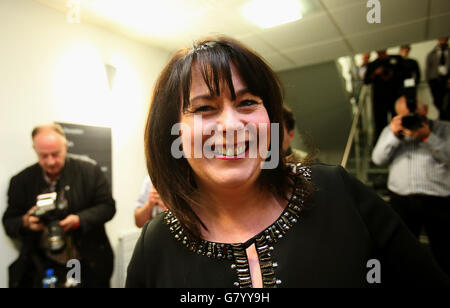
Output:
[372,121,403,167]
[135,190,166,228]
[2,176,44,238]
[3,176,27,238]
[76,164,116,234]
[423,123,450,166]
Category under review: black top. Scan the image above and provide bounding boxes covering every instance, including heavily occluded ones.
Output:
[403,58,421,87]
[126,164,450,288]
[364,55,405,101]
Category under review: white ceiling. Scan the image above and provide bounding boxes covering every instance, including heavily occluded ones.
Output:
[35,0,450,71]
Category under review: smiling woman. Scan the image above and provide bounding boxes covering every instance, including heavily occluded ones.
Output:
[143,37,291,241]
[126,36,450,288]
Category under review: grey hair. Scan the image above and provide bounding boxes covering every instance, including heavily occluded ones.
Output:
[31,123,67,140]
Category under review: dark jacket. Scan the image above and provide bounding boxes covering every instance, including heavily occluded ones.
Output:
[2,155,116,287]
[426,45,450,81]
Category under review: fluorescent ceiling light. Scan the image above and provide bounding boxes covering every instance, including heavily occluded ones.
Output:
[242,0,303,29]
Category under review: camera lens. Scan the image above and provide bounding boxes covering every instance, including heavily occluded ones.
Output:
[46,221,65,254]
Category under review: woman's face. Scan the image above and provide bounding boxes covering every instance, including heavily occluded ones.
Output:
[180,63,271,191]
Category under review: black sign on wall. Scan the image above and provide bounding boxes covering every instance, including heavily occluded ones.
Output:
[57,122,112,187]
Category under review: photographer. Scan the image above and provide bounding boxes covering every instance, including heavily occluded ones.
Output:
[372,96,450,276]
[2,124,116,288]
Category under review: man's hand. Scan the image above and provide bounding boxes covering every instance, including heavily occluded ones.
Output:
[59,214,80,232]
[390,115,404,138]
[135,188,167,228]
[402,121,431,141]
[148,189,166,209]
[22,206,45,232]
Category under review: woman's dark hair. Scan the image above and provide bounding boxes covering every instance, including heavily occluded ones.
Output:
[145,36,309,238]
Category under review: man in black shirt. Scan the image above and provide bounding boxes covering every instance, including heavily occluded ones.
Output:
[399,45,421,89]
[364,50,405,142]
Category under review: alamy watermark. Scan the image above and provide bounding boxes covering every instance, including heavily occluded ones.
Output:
[170,115,280,170]
[366,259,381,284]
[366,0,381,24]
[66,258,81,287]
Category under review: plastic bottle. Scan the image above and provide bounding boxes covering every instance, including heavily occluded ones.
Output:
[42,268,58,288]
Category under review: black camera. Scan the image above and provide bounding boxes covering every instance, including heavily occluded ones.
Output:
[401,78,424,131]
[32,192,69,254]
[401,113,424,130]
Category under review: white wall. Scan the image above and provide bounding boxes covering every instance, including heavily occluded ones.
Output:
[0,0,170,287]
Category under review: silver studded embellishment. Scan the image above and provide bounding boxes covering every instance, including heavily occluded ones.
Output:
[164,164,311,288]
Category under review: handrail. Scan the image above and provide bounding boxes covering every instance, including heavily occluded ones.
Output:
[341,85,369,168]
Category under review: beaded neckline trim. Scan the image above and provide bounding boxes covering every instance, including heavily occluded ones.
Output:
[164,163,311,288]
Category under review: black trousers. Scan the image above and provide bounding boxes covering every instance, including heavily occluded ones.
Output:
[390,192,450,276]
[428,78,449,120]
[372,96,397,143]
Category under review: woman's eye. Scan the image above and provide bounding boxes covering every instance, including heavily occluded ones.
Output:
[193,105,214,113]
[239,99,258,107]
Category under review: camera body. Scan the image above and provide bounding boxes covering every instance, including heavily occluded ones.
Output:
[401,78,424,131]
[401,113,424,130]
[32,192,69,254]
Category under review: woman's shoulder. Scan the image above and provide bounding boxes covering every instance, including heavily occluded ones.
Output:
[292,162,382,212]
[140,211,194,256]
[288,161,347,187]
[309,162,346,178]
[127,212,174,283]
[140,212,171,246]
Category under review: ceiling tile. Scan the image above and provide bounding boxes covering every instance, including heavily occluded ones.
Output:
[180,9,260,39]
[347,19,427,53]
[213,0,325,18]
[282,39,350,67]
[33,0,449,72]
[298,0,325,16]
[264,53,296,72]
[330,0,429,37]
[235,34,279,56]
[427,13,450,39]
[321,0,362,10]
[430,0,450,16]
[258,12,341,51]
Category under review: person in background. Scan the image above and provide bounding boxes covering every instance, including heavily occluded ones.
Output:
[282,105,307,162]
[134,176,166,228]
[126,36,449,288]
[399,45,421,90]
[372,96,450,276]
[2,124,116,288]
[426,37,450,120]
[359,52,371,80]
[364,49,405,142]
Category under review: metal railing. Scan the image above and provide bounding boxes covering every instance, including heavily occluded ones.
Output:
[341,85,369,169]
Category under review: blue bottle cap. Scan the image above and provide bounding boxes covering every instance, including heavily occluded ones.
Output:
[46,268,54,277]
